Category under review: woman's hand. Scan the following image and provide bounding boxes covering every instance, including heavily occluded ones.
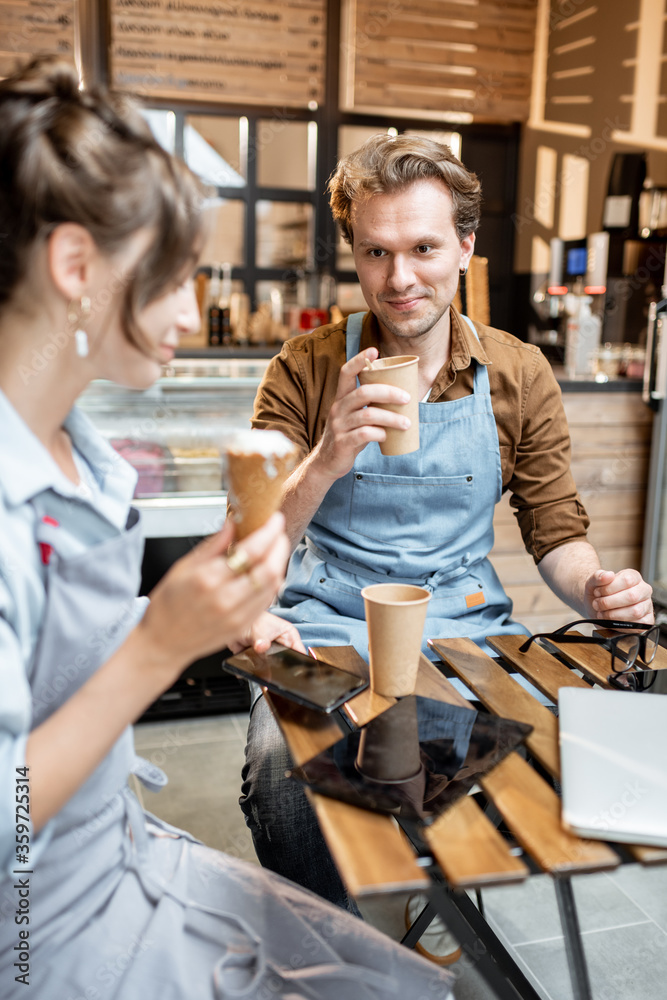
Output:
[26,513,290,834]
[138,512,290,680]
[228,610,306,655]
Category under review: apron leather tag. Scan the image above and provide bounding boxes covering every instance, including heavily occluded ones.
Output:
[466,591,485,608]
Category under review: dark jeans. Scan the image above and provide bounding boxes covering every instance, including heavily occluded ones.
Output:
[239,694,360,914]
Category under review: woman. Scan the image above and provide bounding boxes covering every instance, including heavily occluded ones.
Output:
[0,58,451,999]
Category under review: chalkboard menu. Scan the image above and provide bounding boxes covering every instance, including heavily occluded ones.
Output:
[0,0,77,79]
[109,0,326,107]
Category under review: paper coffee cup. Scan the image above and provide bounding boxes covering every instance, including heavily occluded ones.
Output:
[225,430,297,540]
[358,355,419,456]
[361,583,431,696]
[356,697,422,781]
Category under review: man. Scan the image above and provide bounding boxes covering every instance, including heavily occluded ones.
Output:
[239,134,653,924]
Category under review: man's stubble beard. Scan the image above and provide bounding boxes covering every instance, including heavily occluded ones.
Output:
[375,299,448,341]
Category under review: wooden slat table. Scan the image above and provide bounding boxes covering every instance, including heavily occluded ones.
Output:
[493,629,667,690]
[265,689,428,899]
[314,649,531,889]
[486,633,592,703]
[487,633,667,871]
[262,637,667,1000]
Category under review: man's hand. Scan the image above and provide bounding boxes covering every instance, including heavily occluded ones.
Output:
[310,347,412,482]
[538,541,654,626]
[228,610,306,654]
[583,568,654,624]
[278,347,415,550]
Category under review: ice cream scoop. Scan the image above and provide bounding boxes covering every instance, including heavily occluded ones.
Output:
[225,429,297,539]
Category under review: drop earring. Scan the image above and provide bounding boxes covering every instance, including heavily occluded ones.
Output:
[75,328,89,358]
[68,296,92,358]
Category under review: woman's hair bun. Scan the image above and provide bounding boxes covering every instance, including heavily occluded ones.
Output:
[2,54,81,103]
[0,54,206,350]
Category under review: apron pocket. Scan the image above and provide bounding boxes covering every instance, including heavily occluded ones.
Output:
[348,471,474,548]
[427,568,514,622]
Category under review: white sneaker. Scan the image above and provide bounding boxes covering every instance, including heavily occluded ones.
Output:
[405,892,462,966]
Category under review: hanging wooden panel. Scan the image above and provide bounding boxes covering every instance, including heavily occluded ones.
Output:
[0,0,78,80]
[109,0,326,107]
[341,0,538,123]
[543,0,638,133]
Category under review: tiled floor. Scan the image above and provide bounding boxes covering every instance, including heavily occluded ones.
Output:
[132,712,667,1000]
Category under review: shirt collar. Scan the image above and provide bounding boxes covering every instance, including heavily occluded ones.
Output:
[450,306,490,370]
[0,389,137,516]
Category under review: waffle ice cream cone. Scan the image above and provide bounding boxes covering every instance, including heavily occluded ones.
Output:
[225,430,297,540]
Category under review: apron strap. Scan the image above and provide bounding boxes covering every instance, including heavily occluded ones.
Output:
[345,311,367,362]
[461,313,478,339]
[460,314,493,398]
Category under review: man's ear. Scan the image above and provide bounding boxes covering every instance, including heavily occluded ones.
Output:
[460,231,475,271]
[47,223,97,301]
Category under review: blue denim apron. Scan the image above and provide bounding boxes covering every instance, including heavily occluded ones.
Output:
[275,311,528,659]
[0,494,449,999]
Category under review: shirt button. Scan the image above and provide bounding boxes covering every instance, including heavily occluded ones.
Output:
[355,473,363,480]
[466,476,473,482]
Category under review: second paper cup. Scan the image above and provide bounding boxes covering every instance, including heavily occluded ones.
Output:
[361,583,431,696]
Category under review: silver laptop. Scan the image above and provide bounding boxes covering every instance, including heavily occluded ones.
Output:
[558,688,667,847]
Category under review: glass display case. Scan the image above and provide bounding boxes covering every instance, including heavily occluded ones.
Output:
[78,357,270,538]
[78,357,272,718]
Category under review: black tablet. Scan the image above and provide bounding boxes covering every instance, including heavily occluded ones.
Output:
[288,695,533,824]
[222,644,369,713]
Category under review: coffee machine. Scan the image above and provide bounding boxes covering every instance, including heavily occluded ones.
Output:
[543,234,606,377]
[602,152,665,345]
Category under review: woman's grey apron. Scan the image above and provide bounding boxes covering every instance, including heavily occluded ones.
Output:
[0,492,449,999]
[275,311,528,658]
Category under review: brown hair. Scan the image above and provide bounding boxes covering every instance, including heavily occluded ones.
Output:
[328,133,482,245]
[0,56,206,352]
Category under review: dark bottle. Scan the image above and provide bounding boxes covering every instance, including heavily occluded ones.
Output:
[221,306,232,346]
[208,265,222,346]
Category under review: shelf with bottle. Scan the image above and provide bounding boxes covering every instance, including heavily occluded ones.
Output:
[189,267,338,351]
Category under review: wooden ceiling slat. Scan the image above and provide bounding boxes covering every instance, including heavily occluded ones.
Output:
[358,0,537,28]
[357,61,531,99]
[360,39,535,76]
[358,18,536,52]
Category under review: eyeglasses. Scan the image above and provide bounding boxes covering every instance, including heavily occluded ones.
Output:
[607,664,657,692]
[519,619,660,688]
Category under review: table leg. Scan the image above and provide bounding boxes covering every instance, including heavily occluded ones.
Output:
[427,880,544,1000]
[553,878,593,1000]
[475,888,485,919]
[401,898,437,950]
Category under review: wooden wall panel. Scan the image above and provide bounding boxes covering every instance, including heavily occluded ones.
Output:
[341,0,538,123]
[490,391,652,633]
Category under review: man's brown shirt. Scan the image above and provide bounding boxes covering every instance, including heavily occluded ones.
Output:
[252,307,589,564]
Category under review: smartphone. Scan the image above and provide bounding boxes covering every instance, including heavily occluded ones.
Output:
[222,644,368,713]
